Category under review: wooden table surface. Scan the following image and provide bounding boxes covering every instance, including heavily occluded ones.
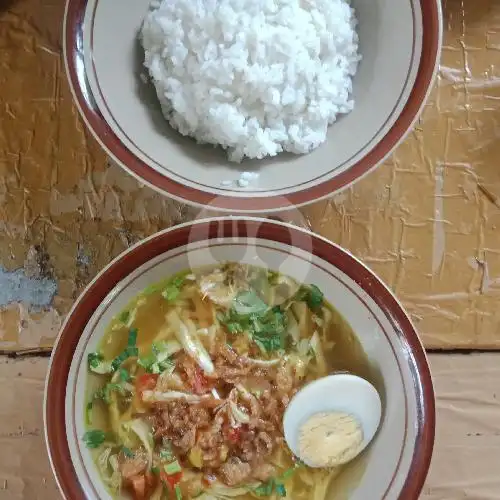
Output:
[2,353,500,499]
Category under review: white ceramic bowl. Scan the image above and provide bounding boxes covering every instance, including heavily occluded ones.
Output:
[64,0,442,212]
[44,217,435,500]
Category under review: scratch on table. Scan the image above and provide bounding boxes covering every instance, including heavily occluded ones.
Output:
[0,347,52,358]
[478,184,500,209]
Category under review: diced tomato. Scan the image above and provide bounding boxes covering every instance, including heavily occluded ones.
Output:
[160,471,183,490]
[227,427,242,444]
[136,374,159,397]
[191,367,209,395]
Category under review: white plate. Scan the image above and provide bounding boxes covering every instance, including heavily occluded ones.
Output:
[64,0,442,211]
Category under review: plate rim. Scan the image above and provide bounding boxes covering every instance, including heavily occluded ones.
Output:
[83,0,418,197]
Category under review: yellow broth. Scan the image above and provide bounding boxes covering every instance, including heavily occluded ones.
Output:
[85,264,374,500]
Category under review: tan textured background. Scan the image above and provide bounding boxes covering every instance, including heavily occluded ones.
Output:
[1,1,500,500]
[3,354,500,499]
[1,0,500,349]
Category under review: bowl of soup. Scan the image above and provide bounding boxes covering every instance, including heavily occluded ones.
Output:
[44,217,435,500]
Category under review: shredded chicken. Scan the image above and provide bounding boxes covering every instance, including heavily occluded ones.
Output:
[154,403,211,440]
[155,370,185,392]
[196,418,227,467]
[210,344,274,385]
[199,269,237,308]
[198,264,251,309]
[151,342,298,486]
[219,457,252,486]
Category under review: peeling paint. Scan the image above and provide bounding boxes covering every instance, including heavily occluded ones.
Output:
[0,266,57,310]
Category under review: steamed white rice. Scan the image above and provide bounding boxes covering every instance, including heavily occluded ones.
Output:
[141,0,360,162]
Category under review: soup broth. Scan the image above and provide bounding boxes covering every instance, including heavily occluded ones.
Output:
[84,263,374,499]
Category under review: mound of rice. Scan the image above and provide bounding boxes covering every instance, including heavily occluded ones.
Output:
[141,0,360,163]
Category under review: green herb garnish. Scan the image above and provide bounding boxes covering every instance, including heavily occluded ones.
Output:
[119,310,130,324]
[153,359,174,374]
[275,483,286,497]
[138,354,156,372]
[254,462,301,497]
[256,306,286,335]
[254,480,274,496]
[162,284,181,302]
[92,387,106,402]
[139,353,174,374]
[91,382,127,405]
[164,460,182,475]
[111,350,130,371]
[111,328,139,371]
[122,446,134,458]
[119,367,131,382]
[232,290,268,316]
[160,447,174,461]
[175,485,183,500]
[87,351,113,374]
[143,272,189,298]
[307,284,323,309]
[106,383,125,402]
[152,342,161,356]
[88,352,103,369]
[160,439,174,461]
[86,401,93,425]
[143,283,162,296]
[127,328,138,347]
[151,466,160,475]
[220,298,287,353]
[83,429,107,449]
[296,284,324,310]
[267,270,280,285]
[139,340,175,374]
[254,479,287,497]
[217,311,244,334]
[161,274,187,302]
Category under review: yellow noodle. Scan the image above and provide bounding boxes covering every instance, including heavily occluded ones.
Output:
[87,264,374,500]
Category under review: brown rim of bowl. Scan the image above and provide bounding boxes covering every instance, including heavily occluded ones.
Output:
[44,218,435,500]
[63,0,442,212]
